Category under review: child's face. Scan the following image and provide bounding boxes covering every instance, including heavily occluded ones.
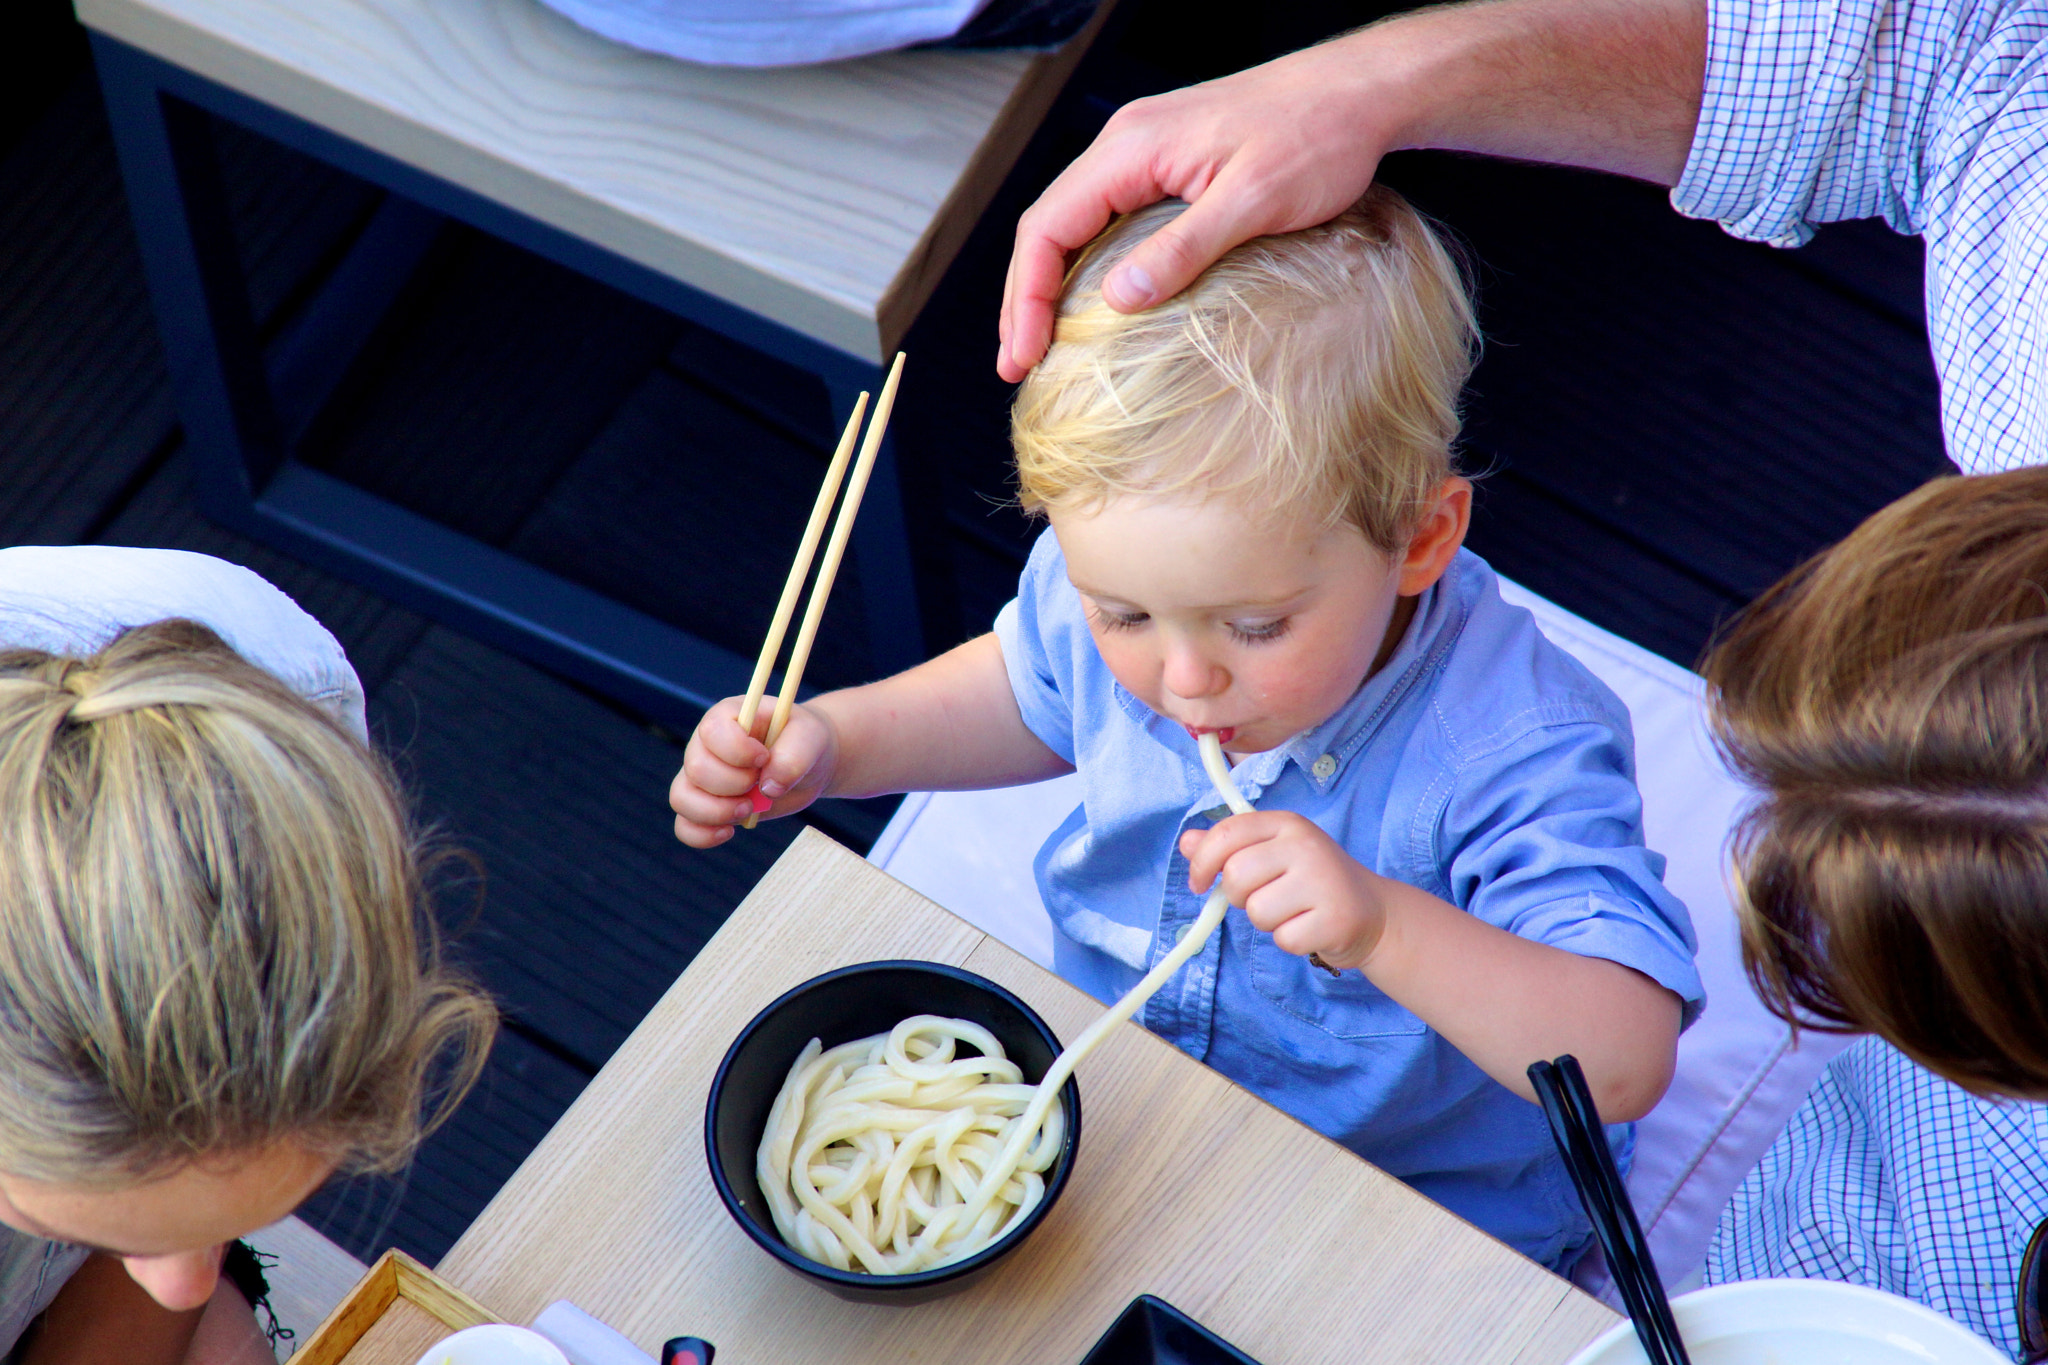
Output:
[1052,483,1469,755]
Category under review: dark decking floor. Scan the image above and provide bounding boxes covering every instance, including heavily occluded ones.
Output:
[1,0,1949,1265]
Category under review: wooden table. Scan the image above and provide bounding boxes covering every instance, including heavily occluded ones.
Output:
[380,829,1620,1365]
[74,0,1108,712]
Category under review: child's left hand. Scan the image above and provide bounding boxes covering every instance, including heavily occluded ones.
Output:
[1180,812,1387,971]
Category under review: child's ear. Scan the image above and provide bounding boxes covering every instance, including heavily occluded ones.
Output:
[1396,477,1472,596]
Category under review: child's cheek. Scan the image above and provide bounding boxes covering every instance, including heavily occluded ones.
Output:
[1090,630,1163,711]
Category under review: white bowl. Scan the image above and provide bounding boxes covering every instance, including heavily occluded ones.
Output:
[412,1323,571,1365]
[1565,1279,2010,1365]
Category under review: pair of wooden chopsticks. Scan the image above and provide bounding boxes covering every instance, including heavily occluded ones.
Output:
[1528,1055,1692,1365]
[736,351,906,828]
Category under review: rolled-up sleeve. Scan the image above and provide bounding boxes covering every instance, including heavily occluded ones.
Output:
[1674,0,1947,244]
[1674,0,2048,472]
[1437,714,1706,1026]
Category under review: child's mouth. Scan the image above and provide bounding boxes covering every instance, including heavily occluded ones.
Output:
[1184,725,1237,744]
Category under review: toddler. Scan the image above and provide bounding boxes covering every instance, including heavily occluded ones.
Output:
[673,188,1701,1267]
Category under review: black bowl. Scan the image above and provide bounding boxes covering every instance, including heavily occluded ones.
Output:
[705,960,1081,1305]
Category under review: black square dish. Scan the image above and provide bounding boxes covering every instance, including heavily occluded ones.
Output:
[1079,1295,1262,1365]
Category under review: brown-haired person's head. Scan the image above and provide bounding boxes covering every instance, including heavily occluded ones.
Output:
[1703,468,2048,1097]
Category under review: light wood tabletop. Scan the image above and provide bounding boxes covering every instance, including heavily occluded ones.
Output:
[74,0,1104,362]
[422,828,1618,1365]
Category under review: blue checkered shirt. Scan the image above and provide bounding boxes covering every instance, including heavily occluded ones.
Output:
[1706,1037,2048,1356]
[1673,0,2048,474]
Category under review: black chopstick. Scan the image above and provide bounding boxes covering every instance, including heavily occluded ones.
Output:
[1528,1060,1673,1365]
[1529,1056,1692,1365]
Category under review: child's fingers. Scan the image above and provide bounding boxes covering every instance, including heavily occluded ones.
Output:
[1181,812,1288,894]
[1267,901,1377,971]
[673,810,739,850]
[697,699,772,773]
[669,765,762,832]
[753,709,832,806]
[1222,845,1304,927]
[1267,902,1340,958]
[670,698,778,849]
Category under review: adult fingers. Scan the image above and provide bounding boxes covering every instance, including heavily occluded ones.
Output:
[1093,155,1288,315]
[998,140,1167,381]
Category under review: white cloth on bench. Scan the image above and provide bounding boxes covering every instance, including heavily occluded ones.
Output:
[868,575,1851,1291]
[535,0,996,66]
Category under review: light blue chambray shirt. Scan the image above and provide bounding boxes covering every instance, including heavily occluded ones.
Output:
[1708,1038,2045,1357]
[993,535,1704,1268]
[1672,0,2048,475]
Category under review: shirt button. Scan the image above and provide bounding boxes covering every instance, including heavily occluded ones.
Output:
[1175,923,1193,944]
[1312,753,1338,780]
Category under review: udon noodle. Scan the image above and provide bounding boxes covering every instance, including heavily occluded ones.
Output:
[757,733,1254,1273]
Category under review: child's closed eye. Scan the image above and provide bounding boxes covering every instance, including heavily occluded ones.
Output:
[1090,605,1149,633]
[1227,618,1292,645]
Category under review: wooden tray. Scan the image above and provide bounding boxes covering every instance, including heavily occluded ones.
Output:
[293,1249,499,1365]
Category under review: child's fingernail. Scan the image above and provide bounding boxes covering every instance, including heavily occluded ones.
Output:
[759,779,786,799]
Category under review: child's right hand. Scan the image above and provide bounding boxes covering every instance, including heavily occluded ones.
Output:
[670,698,836,848]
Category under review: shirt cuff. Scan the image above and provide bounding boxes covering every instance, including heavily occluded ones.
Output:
[1521,892,1708,1029]
[1671,0,1823,248]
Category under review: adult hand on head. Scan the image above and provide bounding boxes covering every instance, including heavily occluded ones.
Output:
[997,31,1398,383]
[995,0,1707,383]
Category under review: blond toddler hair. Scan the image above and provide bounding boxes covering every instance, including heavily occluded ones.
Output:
[1012,185,1477,552]
[0,621,496,1185]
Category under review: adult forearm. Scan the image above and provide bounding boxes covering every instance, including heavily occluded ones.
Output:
[999,0,1707,378]
[811,633,1071,800]
[1376,0,1707,185]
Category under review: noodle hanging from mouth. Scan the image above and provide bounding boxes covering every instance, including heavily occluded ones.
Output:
[757,732,1253,1273]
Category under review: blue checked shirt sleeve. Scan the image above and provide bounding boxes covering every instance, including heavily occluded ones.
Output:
[1674,0,2048,472]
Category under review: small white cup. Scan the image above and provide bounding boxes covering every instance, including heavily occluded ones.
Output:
[413,1323,573,1365]
[1565,1279,2010,1364]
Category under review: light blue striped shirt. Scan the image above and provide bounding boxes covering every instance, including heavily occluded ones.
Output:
[1707,1038,2044,1356]
[1673,0,2048,473]
[994,535,1703,1268]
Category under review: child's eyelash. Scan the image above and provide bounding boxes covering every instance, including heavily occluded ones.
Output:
[1228,619,1292,645]
[1093,607,1148,633]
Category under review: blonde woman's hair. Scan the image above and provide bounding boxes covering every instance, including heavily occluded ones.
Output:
[1703,469,2048,1097]
[0,620,496,1185]
[1012,185,1478,552]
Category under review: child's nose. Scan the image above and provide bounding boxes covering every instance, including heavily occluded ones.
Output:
[1161,644,1227,700]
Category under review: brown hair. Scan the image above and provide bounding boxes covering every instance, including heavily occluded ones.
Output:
[1703,468,2048,1096]
[1011,186,1477,553]
[0,620,497,1184]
